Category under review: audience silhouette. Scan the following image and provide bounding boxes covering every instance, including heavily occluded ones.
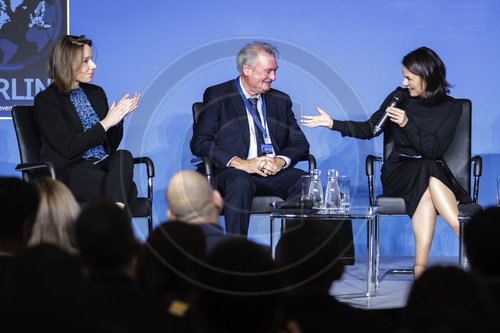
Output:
[28,178,79,254]
[75,197,166,332]
[136,221,206,332]
[2,175,500,332]
[195,238,283,333]
[464,206,500,311]
[0,177,39,295]
[275,219,394,332]
[400,265,499,332]
[166,170,226,251]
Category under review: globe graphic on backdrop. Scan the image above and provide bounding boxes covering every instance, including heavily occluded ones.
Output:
[0,0,62,71]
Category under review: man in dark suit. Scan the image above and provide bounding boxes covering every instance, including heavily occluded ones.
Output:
[190,42,310,237]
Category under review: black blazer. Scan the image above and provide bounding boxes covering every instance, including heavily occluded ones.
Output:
[190,79,310,169]
[34,83,122,171]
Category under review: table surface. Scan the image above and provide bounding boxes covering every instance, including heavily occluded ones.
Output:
[269,206,379,219]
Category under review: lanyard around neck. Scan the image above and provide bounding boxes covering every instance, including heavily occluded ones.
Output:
[235,78,268,139]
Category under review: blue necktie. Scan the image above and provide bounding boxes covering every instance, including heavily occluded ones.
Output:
[248,97,264,156]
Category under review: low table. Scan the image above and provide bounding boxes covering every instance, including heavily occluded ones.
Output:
[269,206,380,303]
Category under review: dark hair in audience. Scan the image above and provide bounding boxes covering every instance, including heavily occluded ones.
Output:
[0,177,39,241]
[401,265,498,332]
[402,46,450,103]
[275,219,344,292]
[3,244,87,331]
[75,197,135,272]
[464,206,500,277]
[49,34,92,95]
[136,221,206,298]
[5,243,84,303]
[196,238,283,333]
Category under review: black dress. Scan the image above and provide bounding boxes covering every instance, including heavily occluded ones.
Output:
[331,87,471,217]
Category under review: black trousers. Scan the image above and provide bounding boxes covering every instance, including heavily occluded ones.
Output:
[62,150,137,209]
[214,167,306,236]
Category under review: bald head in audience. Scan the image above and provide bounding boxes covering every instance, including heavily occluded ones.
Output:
[166,170,222,224]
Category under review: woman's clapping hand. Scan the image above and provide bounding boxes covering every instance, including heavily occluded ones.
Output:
[100,93,141,131]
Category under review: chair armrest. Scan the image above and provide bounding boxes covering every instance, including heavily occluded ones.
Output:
[307,154,316,171]
[202,156,214,187]
[472,155,482,177]
[471,155,482,204]
[365,155,382,176]
[133,157,155,178]
[15,161,56,179]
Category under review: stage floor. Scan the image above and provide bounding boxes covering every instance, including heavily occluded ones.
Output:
[330,255,459,309]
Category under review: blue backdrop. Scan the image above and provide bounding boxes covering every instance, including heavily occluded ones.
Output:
[1,0,499,256]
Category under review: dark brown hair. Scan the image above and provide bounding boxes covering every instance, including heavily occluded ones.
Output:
[402,46,450,103]
[48,35,92,95]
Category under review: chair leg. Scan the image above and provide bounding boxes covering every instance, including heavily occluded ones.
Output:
[148,214,153,234]
[459,219,468,270]
[270,217,275,259]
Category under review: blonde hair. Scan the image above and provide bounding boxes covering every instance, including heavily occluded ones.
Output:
[28,178,80,254]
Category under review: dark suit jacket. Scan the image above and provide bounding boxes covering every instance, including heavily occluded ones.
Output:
[34,83,122,172]
[190,78,309,169]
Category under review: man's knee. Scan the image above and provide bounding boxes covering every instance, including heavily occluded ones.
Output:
[228,172,256,192]
[216,169,256,195]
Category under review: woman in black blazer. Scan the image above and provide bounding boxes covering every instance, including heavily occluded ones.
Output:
[34,35,140,211]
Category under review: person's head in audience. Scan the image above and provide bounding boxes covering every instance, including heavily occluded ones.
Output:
[275,219,344,294]
[401,265,498,332]
[166,170,222,224]
[28,178,79,254]
[464,206,500,278]
[196,238,283,333]
[75,197,136,276]
[136,221,206,299]
[0,177,39,254]
[3,243,86,331]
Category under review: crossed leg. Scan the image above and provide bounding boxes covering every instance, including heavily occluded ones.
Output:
[411,176,459,279]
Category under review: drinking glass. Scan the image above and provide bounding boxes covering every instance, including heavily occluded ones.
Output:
[301,175,312,202]
[338,175,350,212]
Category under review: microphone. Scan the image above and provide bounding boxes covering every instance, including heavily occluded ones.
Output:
[373,91,403,135]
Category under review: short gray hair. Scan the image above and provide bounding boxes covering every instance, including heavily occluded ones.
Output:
[236,42,279,73]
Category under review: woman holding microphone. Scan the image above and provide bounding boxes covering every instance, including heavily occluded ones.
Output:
[301,47,471,278]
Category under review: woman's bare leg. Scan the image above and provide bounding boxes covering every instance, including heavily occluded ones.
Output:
[412,187,437,279]
[428,176,460,237]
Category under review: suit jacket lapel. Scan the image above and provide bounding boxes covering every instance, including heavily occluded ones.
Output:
[229,80,250,150]
[60,93,84,132]
[263,91,278,150]
[82,84,106,120]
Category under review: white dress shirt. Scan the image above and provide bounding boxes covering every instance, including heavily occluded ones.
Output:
[226,77,291,168]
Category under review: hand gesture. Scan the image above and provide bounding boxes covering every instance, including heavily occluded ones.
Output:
[260,157,286,176]
[385,106,408,127]
[100,92,141,131]
[229,156,277,177]
[300,107,334,129]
